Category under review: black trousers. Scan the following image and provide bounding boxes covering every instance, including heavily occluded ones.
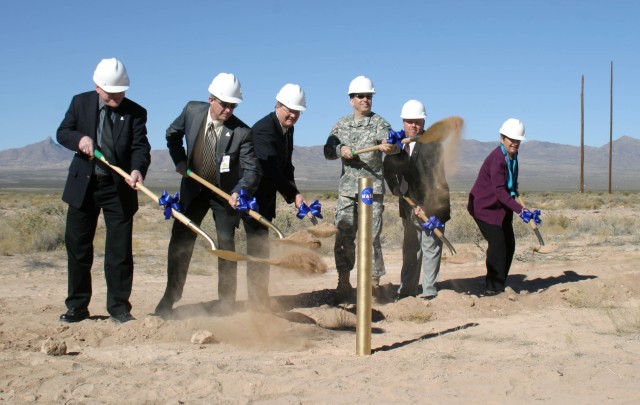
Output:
[475,214,515,292]
[161,189,241,304]
[242,214,271,305]
[64,176,134,316]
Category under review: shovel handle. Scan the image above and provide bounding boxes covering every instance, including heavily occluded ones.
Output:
[351,136,420,156]
[186,169,285,239]
[516,195,545,246]
[351,145,380,156]
[93,151,217,250]
[402,196,456,255]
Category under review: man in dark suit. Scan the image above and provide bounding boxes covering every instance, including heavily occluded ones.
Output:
[56,58,151,324]
[154,73,261,317]
[243,84,309,309]
[383,100,450,301]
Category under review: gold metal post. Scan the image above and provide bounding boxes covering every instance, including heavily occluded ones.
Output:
[356,177,373,355]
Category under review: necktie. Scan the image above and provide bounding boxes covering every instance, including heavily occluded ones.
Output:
[283,128,290,154]
[400,143,411,194]
[100,107,116,163]
[201,122,218,181]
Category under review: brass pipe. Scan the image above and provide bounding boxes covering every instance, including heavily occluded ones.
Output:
[356,177,373,356]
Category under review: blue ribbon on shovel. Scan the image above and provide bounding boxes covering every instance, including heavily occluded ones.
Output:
[235,189,259,213]
[421,215,444,236]
[158,191,184,220]
[520,209,542,225]
[386,129,406,149]
[297,199,323,220]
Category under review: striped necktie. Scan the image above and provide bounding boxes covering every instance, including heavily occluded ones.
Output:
[201,122,218,181]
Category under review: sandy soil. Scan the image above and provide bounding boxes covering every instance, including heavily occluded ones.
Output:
[1,207,639,404]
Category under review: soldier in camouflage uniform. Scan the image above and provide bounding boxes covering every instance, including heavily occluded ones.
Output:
[323,75,397,301]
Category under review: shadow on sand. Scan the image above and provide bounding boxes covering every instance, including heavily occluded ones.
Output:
[372,322,479,353]
[437,270,597,296]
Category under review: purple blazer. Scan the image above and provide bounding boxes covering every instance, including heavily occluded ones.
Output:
[467,146,523,225]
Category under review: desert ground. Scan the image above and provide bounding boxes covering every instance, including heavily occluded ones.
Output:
[0,190,639,404]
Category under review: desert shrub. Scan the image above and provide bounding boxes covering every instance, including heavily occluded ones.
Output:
[565,285,617,308]
[607,308,640,336]
[0,202,66,254]
[445,212,484,245]
[569,215,640,238]
[565,193,607,210]
[543,213,572,234]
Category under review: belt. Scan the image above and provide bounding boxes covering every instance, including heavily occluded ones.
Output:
[92,174,114,184]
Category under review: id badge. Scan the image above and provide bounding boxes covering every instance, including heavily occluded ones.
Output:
[220,155,231,173]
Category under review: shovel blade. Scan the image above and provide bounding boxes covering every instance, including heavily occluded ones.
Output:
[206,249,250,262]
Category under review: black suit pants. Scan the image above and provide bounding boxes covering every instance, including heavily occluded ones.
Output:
[475,215,515,292]
[163,189,240,304]
[243,215,270,305]
[64,176,134,315]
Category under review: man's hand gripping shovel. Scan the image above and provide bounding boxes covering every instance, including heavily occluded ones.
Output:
[186,169,285,239]
[351,116,464,156]
[93,150,273,263]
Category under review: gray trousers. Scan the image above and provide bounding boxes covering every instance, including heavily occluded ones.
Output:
[398,215,443,297]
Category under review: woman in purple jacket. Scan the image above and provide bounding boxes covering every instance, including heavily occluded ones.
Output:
[467,118,526,296]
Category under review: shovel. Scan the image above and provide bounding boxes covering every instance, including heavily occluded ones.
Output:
[515,196,558,254]
[402,196,457,256]
[186,169,285,239]
[186,169,327,248]
[93,150,272,263]
[351,116,464,156]
[516,195,545,246]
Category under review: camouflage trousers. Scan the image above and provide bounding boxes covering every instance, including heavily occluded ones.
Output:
[333,194,385,277]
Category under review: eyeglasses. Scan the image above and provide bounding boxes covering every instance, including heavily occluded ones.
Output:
[213,97,238,110]
[353,94,373,100]
[279,103,301,116]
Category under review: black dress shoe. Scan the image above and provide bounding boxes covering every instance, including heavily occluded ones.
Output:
[59,308,90,323]
[394,293,411,302]
[153,299,173,318]
[483,289,501,297]
[110,312,136,324]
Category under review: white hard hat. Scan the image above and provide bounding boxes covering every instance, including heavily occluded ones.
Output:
[208,73,243,103]
[348,75,375,95]
[93,58,130,93]
[499,118,526,140]
[400,100,427,119]
[276,83,307,111]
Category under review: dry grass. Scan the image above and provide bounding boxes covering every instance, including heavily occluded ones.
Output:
[3,190,640,259]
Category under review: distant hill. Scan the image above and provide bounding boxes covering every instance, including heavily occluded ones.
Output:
[0,136,638,191]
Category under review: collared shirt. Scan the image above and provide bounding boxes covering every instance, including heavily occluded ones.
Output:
[206,110,224,138]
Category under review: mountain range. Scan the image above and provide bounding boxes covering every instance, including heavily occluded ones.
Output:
[0,136,638,191]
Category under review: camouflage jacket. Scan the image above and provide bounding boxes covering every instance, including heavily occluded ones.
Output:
[324,113,392,195]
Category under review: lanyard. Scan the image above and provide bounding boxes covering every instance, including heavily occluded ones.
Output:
[500,144,518,197]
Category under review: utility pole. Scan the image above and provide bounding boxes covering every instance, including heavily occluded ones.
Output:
[580,75,584,193]
[608,61,613,194]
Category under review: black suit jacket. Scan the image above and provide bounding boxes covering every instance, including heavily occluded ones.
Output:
[383,142,451,223]
[56,91,151,216]
[251,112,299,220]
[166,101,261,209]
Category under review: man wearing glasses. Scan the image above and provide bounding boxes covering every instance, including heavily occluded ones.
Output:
[155,73,261,317]
[324,75,396,302]
[243,83,309,310]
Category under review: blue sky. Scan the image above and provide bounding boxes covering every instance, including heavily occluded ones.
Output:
[0,0,636,151]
